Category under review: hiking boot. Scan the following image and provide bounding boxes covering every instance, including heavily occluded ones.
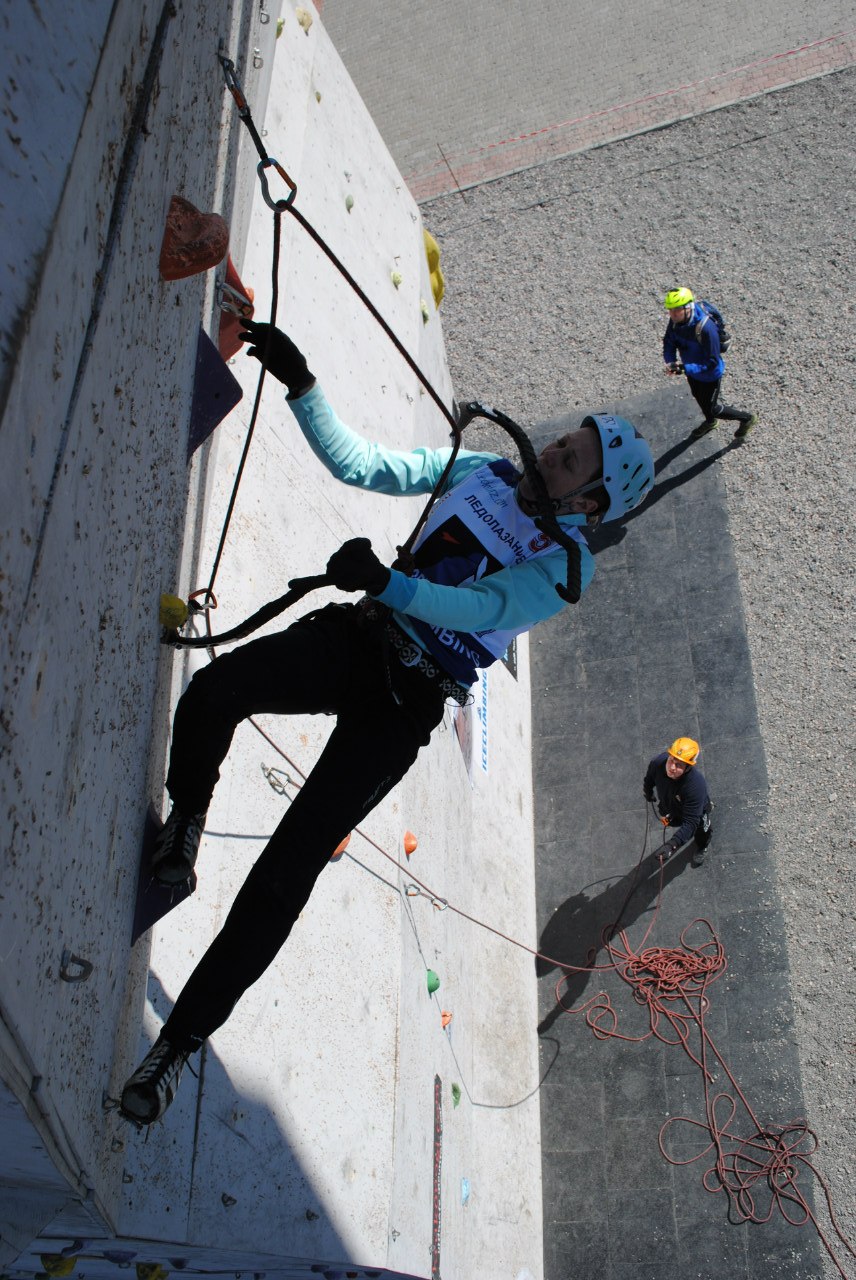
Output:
[691,845,708,867]
[151,808,206,884]
[689,419,718,440]
[733,413,757,440]
[120,1036,189,1125]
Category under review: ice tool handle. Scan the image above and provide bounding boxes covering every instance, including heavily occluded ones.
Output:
[456,401,583,604]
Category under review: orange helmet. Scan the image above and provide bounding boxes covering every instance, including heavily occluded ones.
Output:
[667,737,699,767]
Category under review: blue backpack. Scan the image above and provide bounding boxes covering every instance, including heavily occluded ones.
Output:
[695,299,731,353]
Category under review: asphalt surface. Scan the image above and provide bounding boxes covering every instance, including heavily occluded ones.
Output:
[528,392,822,1280]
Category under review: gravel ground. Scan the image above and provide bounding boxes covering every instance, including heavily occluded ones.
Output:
[422,67,856,1274]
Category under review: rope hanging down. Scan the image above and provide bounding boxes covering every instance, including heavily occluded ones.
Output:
[180,52,584,650]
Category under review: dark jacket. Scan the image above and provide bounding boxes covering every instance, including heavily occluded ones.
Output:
[644,752,711,847]
[662,302,724,382]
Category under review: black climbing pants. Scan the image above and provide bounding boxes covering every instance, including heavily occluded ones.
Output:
[665,804,713,853]
[686,374,752,425]
[162,603,446,1050]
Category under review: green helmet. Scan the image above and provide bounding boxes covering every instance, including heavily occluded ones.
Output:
[664,287,693,310]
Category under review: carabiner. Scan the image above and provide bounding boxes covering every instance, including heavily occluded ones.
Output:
[257,156,297,211]
[218,54,250,116]
[219,281,254,318]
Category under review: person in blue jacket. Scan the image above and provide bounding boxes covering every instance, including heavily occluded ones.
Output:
[119,321,654,1126]
[644,737,713,867]
[662,287,756,441]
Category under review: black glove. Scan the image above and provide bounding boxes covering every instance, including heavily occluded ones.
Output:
[239,320,314,397]
[653,840,677,863]
[326,538,391,596]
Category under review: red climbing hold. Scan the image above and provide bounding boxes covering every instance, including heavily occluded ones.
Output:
[159,195,229,282]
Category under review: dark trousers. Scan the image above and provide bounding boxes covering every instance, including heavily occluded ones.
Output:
[686,374,752,424]
[664,804,713,852]
[162,604,445,1050]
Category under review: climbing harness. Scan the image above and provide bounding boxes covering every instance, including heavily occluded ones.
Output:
[383,619,469,706]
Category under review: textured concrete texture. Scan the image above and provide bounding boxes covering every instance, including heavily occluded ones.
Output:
[319,0,855,197]
[0,0,277,1244]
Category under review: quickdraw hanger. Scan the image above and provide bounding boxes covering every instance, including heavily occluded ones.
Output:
[164,55,583,650]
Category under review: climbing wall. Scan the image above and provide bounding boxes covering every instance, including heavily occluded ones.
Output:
[0,0,277,1255]
[1,4,543,1279]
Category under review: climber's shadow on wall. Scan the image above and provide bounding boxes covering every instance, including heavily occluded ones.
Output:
[117,971,354,1266]
[536,846,691,1037]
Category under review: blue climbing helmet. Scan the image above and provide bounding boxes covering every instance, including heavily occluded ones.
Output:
[581,413,654,523]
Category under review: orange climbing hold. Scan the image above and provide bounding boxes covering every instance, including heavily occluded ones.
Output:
[330,829,350,860]
[441,1010,453,1028]
[403,830,418,857]
[330,833,351,862]
[218,255,255,360]
[159,195,229,282]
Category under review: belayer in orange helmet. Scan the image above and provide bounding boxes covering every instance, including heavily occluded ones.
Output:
[644,736,712,866]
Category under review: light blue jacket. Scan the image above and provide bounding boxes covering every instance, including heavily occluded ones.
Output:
[289,383,594,684]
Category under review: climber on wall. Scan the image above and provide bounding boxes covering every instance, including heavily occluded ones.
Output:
[119,320,654,1125]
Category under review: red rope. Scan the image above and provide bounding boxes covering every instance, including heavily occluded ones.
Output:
[554,916,856,1277]
[247,731,855,1272]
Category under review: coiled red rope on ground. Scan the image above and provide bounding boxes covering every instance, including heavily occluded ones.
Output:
[555,915,855,1277]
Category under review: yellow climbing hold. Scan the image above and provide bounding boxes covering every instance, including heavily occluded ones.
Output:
[159,593,189,629]
[296,8,313,33]
[420,298,430,324]
[135,1266,169,1280]
[345,194,354,213]
[423,229,441,273]
[391,270,403,289]
[423,229,445,307]
[40,1259,75,1277]
[276,17,285,36]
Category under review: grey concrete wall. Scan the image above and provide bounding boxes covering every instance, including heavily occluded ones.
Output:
[2,3,545,1277]
[1,0,280,1250]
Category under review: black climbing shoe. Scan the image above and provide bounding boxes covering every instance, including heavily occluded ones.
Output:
[120,1036,189,1125]
[151,808,206,884]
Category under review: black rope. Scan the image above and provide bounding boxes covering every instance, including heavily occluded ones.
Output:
[456,402,584,603]
[164,574,328,648]
[181,54,584,652]
[205,207,282,596]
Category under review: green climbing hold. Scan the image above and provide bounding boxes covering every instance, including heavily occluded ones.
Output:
[426,969,440,994]
[451,1083,461,1107]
